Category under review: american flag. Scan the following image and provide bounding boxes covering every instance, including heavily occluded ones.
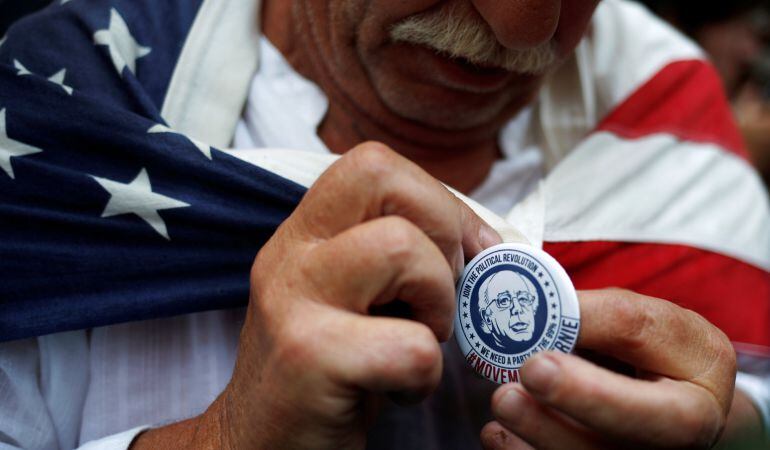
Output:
[0,0,768,361]
[0,1,306,340]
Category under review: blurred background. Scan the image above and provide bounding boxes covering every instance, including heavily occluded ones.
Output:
[1,0,769,186]
[638,0,770,187]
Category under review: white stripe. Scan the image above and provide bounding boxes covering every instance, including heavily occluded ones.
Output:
[506,180,546,248]
[221,136,770,271]
[543,132,770,270]
[223,148,335,189]
[161,0,261,148]
[589,0,704,110]
[535,0,703,171]
[221,148,530,245]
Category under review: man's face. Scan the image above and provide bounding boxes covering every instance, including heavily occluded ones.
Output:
[296,0,600,130]
[485,287,538,342]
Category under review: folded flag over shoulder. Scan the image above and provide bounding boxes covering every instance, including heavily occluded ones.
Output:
[0,1,306,340]
[0,0,768,356]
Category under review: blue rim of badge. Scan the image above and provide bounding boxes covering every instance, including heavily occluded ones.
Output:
[454,243,580,384]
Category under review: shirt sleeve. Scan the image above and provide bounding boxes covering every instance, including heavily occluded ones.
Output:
[0,338,57,449]
[76,427,149,450]
[0,331,151,450]
[0,334,83,449]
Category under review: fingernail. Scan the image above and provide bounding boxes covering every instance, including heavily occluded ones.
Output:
[497,386,527,418]
[522,355,560,396]
[479,224,502,249]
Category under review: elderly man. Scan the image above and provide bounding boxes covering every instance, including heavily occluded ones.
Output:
[0,0,768,449]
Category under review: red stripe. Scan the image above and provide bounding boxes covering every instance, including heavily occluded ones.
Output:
[544,241,770,347]
[596,60,748,159]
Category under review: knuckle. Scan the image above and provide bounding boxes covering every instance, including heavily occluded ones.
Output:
[379,217,424,262]
[709,334,737,384]
[555,372,599,405]
[251,249,278,284]
[691,312,737,411]
[250,240,274,282]
[401,326,442,380]
[274,315,323,368]
[352,140,395,155]
[699,315,737,373]
[249,257,275,312]
[249,222,298,287]
[345,141,399,181]
[608,292,652,350]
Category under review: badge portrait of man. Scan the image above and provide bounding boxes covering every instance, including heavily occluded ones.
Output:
[477,269,542,350]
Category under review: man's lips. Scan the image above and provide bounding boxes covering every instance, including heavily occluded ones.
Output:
[510,322,529,332]
[388,42,516,93]
[447,53,509,74]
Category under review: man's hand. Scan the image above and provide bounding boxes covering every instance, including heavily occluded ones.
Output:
[480,289,738,450]
[133,142,501,450]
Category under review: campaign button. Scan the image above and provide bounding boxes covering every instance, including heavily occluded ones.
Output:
[454,243,580,384]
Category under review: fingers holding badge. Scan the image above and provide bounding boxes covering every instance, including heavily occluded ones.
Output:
[481,291,736,449]
[454,243,581,385]
[456,247,736,449]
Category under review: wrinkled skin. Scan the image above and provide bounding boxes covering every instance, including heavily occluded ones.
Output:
[262,0,600,193]
[131,1,761,448]
[134,145,740,450]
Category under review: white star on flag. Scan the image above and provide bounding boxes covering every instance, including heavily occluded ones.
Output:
[93,8,151,75]
[148,124,212,159]
[0,108,43,179]
[14,60,74,95]
[13,60,31,76]
[91,168,190,240]
[48,69,74,95]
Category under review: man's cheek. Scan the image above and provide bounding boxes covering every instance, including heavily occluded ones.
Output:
[495,314,508,332]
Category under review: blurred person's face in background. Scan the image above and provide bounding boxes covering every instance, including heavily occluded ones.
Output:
[701,8,770,187]
[290,0,600,130]
[695,12,767,97]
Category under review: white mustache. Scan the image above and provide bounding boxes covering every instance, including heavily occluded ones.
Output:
[389,2,557,74]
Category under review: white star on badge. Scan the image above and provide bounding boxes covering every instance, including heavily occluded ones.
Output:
[148,124,212,160]
[0,109,43,179]
[93,8,151,75]
[91,168,190,240]
[14,60,74,95]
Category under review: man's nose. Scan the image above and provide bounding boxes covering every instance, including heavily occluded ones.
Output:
[470,0,561,49]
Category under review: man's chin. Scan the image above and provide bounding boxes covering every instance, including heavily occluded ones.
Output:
[505,330,533,342]
[389,101,499,130]
[376,79,510,130]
